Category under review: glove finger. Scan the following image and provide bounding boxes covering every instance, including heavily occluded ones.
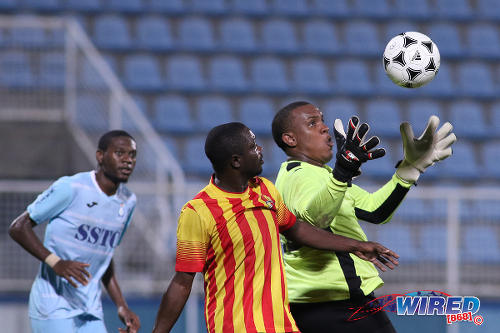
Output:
[362,136,380,151]
[333,119,346,147]
[367,148,386,160]
[354,123,369,145]
[435,147,453,161]
[400,122,415,148]
[436,122,453,141]
[347,116,359,141]
[418,115,439,141]
[436,133,457,151]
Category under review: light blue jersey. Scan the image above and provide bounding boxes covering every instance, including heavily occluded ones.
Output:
[27,171,136,320]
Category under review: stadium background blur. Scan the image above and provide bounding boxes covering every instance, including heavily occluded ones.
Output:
[0,0,500,332]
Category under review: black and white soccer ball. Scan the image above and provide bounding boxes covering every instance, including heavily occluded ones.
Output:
[383,31,440,88]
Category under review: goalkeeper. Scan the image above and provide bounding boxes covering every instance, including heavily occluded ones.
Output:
[271,101,456,333]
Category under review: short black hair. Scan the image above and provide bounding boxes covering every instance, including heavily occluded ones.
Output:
[205,122,249,173]
[97,130,135,151]
[272,101,311,151]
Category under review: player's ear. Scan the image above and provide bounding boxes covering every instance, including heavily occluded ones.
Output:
[96,150,104,166]
[230,154,241,169]
[282,132,297,148]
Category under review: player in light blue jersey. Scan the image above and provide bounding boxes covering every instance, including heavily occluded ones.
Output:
[9,130,141,333]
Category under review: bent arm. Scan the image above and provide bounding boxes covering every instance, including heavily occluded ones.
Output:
[8,211,51,262]
[153,271,196,333]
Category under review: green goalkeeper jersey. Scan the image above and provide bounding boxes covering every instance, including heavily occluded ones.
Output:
[275,160,412,303]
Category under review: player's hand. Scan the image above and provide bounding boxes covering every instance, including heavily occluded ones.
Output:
[117,305,141,333]
[332,116,386,183]
[353,241,399,272]
[52,260,91,288]
[396,115,457,183]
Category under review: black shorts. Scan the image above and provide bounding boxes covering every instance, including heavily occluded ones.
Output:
[289,294,397,333]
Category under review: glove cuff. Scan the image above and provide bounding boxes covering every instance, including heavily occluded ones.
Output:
[395,159,420,183]
[333,162,358,185]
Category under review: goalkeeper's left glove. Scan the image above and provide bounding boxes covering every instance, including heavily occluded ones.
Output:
[396,115,457,183]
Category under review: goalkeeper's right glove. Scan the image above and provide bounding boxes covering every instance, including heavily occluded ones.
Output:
[333,116,386,183]
[396,115,457,183]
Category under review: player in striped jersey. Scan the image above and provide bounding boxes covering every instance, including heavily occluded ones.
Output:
[152,122,399,333]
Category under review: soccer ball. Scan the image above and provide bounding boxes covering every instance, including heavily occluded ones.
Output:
[383,31,440,88]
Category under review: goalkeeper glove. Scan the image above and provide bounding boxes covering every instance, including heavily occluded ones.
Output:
[396,115,457,183]
[333,116,386,183]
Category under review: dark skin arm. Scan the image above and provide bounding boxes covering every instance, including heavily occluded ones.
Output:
[102,260,140,333]
[282,220,399,271]
[8,211,91,287]
[152,271,195,333]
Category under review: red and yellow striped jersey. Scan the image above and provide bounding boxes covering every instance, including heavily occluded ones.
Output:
[176,176,300,333]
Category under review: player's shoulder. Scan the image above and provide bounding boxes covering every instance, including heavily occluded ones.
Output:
[117,184,136,203]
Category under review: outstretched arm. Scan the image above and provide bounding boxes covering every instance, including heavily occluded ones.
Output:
[8,211,91,287]
[282,220,399,271]
[153,271,196,333]
[102,260,140,333]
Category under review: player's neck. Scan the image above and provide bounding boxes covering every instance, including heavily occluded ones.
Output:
[286,152,324,167]
[95,171,119,196]
[213,173,249,193]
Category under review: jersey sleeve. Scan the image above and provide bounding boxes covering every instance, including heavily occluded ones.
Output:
[117,196,136,246]
[27,178,74,225]
[175,203,210,273]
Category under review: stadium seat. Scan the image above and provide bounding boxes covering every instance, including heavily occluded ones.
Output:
[463,226,500,263]
[261,19,298,54]
[251,57,289,94]
[93,15,132,50]
[377,225,419,262]
[65,0,101,11]
[384,21,418,44]
[106,0,143,13]
[396,198,428,222]
[75,94,109,131]
[124,55,163,91]
[374,65,415,98]
[8,17,47,48]
[292,58,330,95]
[162,136,181,161]
[321,98,358,126]
[449,101,489,140]
[490,103,500,138]
[271,0,309,16]
[418,64,455,98]
[146,0,185,14]
[230,0,268,16]
[438,141,479,180]
[477,0,500,21]
[457,62,496,99]
[361,143,398,179]
[481,142,500,179]
[190,0,228,15]
[344,21,381,57]
[153,95,195,135]
[39,52,65,89]
[208,56,248,93]
[196,96,234,132]
[24,0,61,11]
[420,225,447,262]
[434,0,473,21]
[183,136,213,176]
[472,200,500,221]
[394,0,431,19]
[353,0,391,19]
[136,16,173,51]
[333,60,373,96]
[263,140,289,178]
[178,17,215,52]
[239,97,275,135]
[426,23,463,59]
[122,95,147,133]
[166,55,206,92]
[407,100,445,135]
[303,20,341,55]
[466,24,500,59]
[365,100,402,138]
[310,0,350,18]
[81,56,117,89]
[0,0,17,11]
[0,51,34,88]
[220,18,257,53]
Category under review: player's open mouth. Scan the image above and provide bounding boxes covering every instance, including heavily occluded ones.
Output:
[119,168,132,175]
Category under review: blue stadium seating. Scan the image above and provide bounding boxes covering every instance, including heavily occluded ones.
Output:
[426,23,463,59]
[466,24,500,59]
[196,96,234,132]
[490,103,500,138]
[135,16,173,51]
[292,58,330,95]
[271,0,309,17]
[208,56,248,93]
[361,143,397,179]
[93,15,132,50]
[481,142,500,179]
[383,21,418,43]
[122,95,147,132]
[8,17,47,47]
[66,0,101,12]
[261,19,298,54]
[438,141,479,180]
[417,64,455,98]
[303,20,341,55]
[353,0,391,19]
[396,198,428,222]
[344,21,381,57]
[374,65,415,98]
[477,0,500,21]
[24,0,61,11]
[463,226,500,263]
[365,100,402,138]
[106,0,143,13]
[146,0,185,14]
[310,0,350,18]
[434,0,473,21]
[420,225,447,262]
[239,97,275,135]
[472,200,500,220]
[457,62,496,99]
[178,17,215,52]
[81,56,117,89]
[407,100,445,135]
[263,140,288,178]
[377,225,419,262]
[333,60,373,96]
[230,0,268,16]
[394,0,431,20]
[75,94,109,131]
[0,51,34,88]
[153,95,195,135]
[190,0,228,15]
[449,101,489,140]
[39,52,65,88]
[0,0,17,11]
[124,55,163,91]
[251,57,289,94]
[166,55,205,92]
[220,18,256,53]
[183,136,213,176]
[321,98,358,126]
[162,136,181,160]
